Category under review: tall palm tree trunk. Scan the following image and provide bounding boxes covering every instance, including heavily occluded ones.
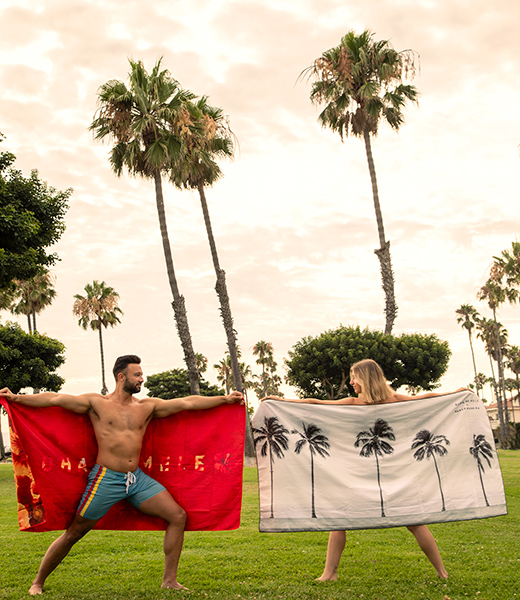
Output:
[154,171,200,395]
[492,309,510,445]
[197,185,242,392]
[197,184,255,458]
[32,309,37,334]
[488,354,506,445]
[363,129,397,335]
[98,326,108,395]
[468,333,480,397]
[27,314,32,334]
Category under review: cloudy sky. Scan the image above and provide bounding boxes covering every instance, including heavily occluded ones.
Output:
[1,0,519,422]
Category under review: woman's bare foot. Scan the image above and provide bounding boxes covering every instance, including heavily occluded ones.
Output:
[316,567,338,582]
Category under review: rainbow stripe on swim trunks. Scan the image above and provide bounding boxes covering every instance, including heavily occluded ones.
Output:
[78,465,107,517]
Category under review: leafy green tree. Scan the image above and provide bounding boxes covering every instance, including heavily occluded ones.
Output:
[0,322,65,392]
[285,325,450,399]
[145,368,224,398]
[90,58,200,394]
[170,97,243,394]
[73,281,123,395]
[303,30,419,334]
[455,304,482,397]
[0,135,70,292]
[1,267,56,333]
[0,321,65,459]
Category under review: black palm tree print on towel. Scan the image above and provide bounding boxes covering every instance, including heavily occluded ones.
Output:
[469,434,494,506]
[253,416,289,518]
[291,422,330,518]
[355,418,395,517]
[411,429,450,511]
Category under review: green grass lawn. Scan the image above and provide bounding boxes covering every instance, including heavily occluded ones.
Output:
[0,452,519,600]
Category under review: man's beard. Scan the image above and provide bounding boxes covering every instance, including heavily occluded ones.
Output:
[123,380,141,394]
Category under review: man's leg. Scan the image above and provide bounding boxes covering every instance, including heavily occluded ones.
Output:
[138,490,187,590]
[406,525,448,578]
[29,515,99,595]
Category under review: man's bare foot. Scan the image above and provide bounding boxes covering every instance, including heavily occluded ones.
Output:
[161,581,188,590]
[437,571,449,580]
[28,583,43,595]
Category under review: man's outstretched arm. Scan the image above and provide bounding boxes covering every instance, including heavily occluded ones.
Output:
[0,387,93,414]
[152,391,244,418]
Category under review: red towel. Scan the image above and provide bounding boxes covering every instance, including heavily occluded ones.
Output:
[0,399,245,532]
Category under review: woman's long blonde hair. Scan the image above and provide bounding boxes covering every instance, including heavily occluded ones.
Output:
[350,359,395,404]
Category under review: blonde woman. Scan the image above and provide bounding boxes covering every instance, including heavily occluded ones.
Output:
[262,358,466,580]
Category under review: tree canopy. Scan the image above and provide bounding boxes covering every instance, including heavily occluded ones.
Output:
[0,322,65,393]
[145,368,224,399]
[0,135,71,292]
[285,325,451,399]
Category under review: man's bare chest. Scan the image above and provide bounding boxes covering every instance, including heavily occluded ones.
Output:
[91,402,152,432]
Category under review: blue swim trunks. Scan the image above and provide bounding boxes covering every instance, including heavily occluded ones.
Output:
[77,464,166,520]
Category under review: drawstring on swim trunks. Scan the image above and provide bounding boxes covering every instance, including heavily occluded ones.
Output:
[125,471,136,494]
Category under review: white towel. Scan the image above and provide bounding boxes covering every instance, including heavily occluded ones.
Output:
[252,390,507,532]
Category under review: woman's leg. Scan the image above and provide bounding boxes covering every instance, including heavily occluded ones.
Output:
[317,530,346,581]
[406,525,448,578]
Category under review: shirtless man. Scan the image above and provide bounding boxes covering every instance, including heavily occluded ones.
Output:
[0,354,244,595]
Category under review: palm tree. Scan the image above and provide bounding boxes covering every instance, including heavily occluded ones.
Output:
[469,434,494,506]
[477,280,511,442]
[476,317,508,443]
[253,340,275,397]
[455,304,482,397]
[252,416,289,518]
[90,58,200,394]
[214,348,255,455]
[213,356,232,394]
[2,267,56,333]
[354,418,395,517]
[195,352,208,375]
[73,280,123,395]
[303,30,419,334]
[505,345,520,423]
[504,378,518,425]
[474,372,490,403]
[291,422,330,518]
[492,241,520,303]
[169,95,242,395]
[411,429,450,511]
